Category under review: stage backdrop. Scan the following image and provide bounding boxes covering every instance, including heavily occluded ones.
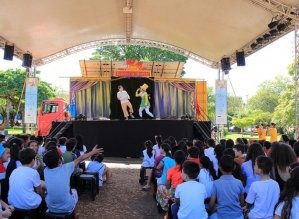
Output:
[154,81,194,119]
[75,81,111,118]
[110,77,155,120]
[72,78,196,120]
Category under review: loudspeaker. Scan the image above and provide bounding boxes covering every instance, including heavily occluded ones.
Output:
[3,44,14,61]
[22,54,33,68]
[221,57,231,71]
[236,51,245,66]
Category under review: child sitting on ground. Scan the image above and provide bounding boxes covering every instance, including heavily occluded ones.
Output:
[274,165,299,219]
[43,145,102,218]
[27,140,43,171]
[187,146,200,164]
[242,156,279,219]
[8,148,43,210]
[156,150,185,213]
[233,144,245,166]
[62,139,82,174]
[87,153,112,186]
[263,141,271,155]
[172,161,207,219]
[209,155,244,219]
[139,140,155,185]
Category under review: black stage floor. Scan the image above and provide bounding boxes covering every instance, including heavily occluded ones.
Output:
[55,120,201,157]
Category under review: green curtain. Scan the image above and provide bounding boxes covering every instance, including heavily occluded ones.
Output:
[75,81,111,118]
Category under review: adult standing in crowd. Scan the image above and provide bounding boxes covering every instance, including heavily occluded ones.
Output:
[267,123,277,143]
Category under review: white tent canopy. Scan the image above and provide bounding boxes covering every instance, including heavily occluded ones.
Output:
[0,0,297,68]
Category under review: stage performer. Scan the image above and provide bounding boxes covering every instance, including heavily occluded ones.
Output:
[117,85,135,120]
[136,84,154,119]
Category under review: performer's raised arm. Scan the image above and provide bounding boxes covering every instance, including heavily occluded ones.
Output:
[136,88,141,97]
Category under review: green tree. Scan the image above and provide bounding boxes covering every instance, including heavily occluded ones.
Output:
[246,76,291,113]
[53,86,70,103]
[231,117,254,136]
[0,69,56,130]
[90,45,188,76]
[207,86,215,121]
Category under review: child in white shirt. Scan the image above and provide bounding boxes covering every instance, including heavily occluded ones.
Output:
[274,163,299,219]
[139,140,155,185]
[172,161,207,219]
[243,156,280,219]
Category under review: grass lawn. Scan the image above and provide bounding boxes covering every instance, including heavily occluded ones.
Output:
[225,132,281,141]
[7,127,24,135]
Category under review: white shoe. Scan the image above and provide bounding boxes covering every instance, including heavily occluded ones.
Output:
[130,113,135,118]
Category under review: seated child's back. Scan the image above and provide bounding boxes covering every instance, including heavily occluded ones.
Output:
[8,148,42,209]
[210,155,244,219]
[174,161,207,219]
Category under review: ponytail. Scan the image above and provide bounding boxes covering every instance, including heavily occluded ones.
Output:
[174,150,186,171]
[274,166,299,219]
[200,156,217,180]
[144,140,153,158]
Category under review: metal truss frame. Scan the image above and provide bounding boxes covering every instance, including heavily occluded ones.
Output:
[0,36,27,61]
[295,8,299,125]
[33,38,218,68]
[124,0,132,43]
[228,0,296,68]
[243,0,294,18]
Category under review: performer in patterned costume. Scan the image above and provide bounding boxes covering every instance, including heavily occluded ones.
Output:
[136,84,154,119]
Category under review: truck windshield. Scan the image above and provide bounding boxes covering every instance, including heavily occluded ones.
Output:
[42,103,58,114]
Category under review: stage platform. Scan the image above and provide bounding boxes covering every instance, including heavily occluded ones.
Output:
[51,120,210,157]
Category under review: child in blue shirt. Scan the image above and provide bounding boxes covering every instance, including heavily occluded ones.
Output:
[43,145,103,218]
[209,155,244,219]
[87,153,112,186]
[242,156,279,219]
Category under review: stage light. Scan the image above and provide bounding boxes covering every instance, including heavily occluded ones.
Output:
[263,34,271,41]
[269,29,278,36]
[75,114,87,121]
[181,113,193,120]
[277,23,287,32]
[256,37,264,44]
[268,21,278,29]
[251,43,258,50]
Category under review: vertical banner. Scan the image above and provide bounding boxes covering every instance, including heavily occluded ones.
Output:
[215,80,227,124]
[24,78,38,124]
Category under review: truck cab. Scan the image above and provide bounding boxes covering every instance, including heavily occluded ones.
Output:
[36,98,69,136]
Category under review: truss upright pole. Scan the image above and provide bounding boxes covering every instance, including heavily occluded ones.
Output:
[295,8,299,125]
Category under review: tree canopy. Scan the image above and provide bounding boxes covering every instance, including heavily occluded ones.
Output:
[0,69,56,126]
[90,45,188,76]
[246,76,290,113]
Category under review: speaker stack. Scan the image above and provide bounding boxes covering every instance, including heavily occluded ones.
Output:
[3,44,14,61]
[221,57,231,72]
[22,54,33,68]
[236,51,246,66]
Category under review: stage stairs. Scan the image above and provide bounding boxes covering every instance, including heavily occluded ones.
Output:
[47,121,73,139]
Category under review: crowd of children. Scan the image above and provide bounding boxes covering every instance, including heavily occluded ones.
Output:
[139,135,299,219]
[0,134,108,219]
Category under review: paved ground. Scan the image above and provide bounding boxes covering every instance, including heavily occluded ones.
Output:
[77,158,163,219]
